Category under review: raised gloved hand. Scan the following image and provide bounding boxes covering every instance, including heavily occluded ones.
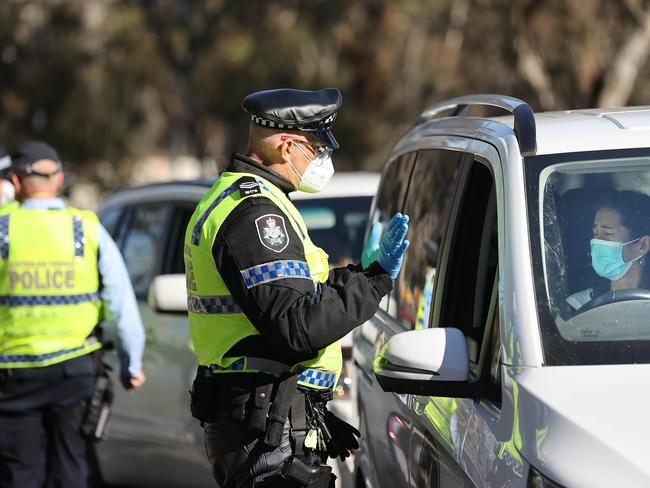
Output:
[362,213,410,279]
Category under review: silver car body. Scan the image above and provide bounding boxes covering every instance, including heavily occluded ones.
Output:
[354,97,650,488]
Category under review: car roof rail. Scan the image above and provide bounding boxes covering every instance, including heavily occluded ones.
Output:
[418,94,537,156]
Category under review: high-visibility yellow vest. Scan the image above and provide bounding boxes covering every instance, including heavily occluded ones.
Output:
[0,206,102,368]
[185,172,342,390]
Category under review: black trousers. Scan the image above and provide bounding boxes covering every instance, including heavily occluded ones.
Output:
[0,356,96,488]
[204,417,327,488]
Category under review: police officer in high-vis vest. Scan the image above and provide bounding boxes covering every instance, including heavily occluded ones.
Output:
[0,142,146,488]
[185,88,410,488]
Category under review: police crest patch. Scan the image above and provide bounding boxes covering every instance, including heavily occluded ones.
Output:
[255,214,289,252]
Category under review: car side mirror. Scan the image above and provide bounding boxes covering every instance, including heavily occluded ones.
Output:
[148,274,187,313]
[373,327,473,397]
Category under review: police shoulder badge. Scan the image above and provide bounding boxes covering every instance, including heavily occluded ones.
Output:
[255,214,289,252]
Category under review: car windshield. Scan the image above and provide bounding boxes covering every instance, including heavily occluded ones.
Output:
[526,149,650,366]
[293,196,372,268]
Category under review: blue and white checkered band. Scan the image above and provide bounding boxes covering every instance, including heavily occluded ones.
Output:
[0,344,88,365]
[209,358,246,372]
[298,369,336,389]
[0,292,101,306]
[240,260,312,289]
[187,295,241,314]
[191,182,240,245]
[72,215,84,257]
[250,115,297,130]
[0,215,9,260]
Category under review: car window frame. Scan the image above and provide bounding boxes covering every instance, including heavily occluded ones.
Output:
[392,147,468,330]
[117,202,173,300]
[526,148,650,366]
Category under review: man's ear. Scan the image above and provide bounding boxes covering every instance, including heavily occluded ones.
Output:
[54,170,65,192]
[278,136,294,165]
[10,173,21,194]
[639,236,650,256]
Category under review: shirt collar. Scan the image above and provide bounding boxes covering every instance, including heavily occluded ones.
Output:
[227,153,296,195]
[20,198,67,210]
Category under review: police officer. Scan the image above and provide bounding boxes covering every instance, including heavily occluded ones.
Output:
[0,141,146,488]
[185,88,409,488]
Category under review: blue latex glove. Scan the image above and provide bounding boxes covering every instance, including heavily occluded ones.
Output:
[362,213,410,279]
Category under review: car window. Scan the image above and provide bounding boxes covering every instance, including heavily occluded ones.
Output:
[371,153,416,311]
[438,159,498,380]
[372,153,415,227]
[526,150,650,365]
[121,204,169,298]
[294,196,373,267]
[388,149,463,328]
[98,206,124,239]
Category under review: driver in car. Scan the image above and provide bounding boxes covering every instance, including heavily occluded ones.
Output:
[567,190,650,310]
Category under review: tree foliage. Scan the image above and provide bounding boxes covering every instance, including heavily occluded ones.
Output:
[2,0,650,190]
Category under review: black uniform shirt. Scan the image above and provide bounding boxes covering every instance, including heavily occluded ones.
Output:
[214,153,392,364]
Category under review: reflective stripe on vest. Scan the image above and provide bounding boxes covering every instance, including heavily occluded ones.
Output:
[185,172,341,390]
[0,207,102,368]
[0,215,9,259]
[0,337,99,365]
[187,294,241,314]
[0,292,100,306]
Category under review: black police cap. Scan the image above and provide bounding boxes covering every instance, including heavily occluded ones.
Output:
[11,141,62,174]
[242,88,342,149]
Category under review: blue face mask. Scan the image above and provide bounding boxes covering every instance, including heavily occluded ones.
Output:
[590,238,641,281]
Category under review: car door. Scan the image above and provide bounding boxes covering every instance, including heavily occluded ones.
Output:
[377,147,466,488]
[353,152,416,488]
[409,153,502,487]
[97,200,214,487]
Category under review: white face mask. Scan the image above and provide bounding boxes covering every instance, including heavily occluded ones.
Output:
[0,180,15,206]
[290,142,335,193]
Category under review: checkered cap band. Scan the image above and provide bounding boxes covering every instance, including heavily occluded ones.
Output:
[72,215,84,257]
[250,112,336,131]
[0,215,9,260]
[240,260,312,289]
[0,292,101,306]
[297,369,336,389]
[187,295,241,314]
[0,344,88,365]
[251,115,297,130]
[191,183,240,245]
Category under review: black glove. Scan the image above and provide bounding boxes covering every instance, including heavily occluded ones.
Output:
[323,410,361,461]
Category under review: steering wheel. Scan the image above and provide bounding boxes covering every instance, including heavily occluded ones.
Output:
[577,288,650,314]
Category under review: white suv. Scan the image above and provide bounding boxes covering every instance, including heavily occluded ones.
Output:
[354,95,650,488]
[93,172,378,487]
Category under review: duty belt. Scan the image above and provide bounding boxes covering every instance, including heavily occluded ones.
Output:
[207,357,337,390]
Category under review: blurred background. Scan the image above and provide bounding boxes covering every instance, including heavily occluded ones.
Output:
[2,0,650,208]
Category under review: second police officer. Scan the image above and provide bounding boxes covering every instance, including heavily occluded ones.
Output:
[185,88,409,488]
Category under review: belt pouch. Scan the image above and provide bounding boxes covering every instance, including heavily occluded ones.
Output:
[264,375,298,447]
[248,382,273,433]
[190,367,222,422]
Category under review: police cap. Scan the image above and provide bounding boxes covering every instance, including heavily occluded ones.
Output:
[242,88,342,149]
[10,141,62,175]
